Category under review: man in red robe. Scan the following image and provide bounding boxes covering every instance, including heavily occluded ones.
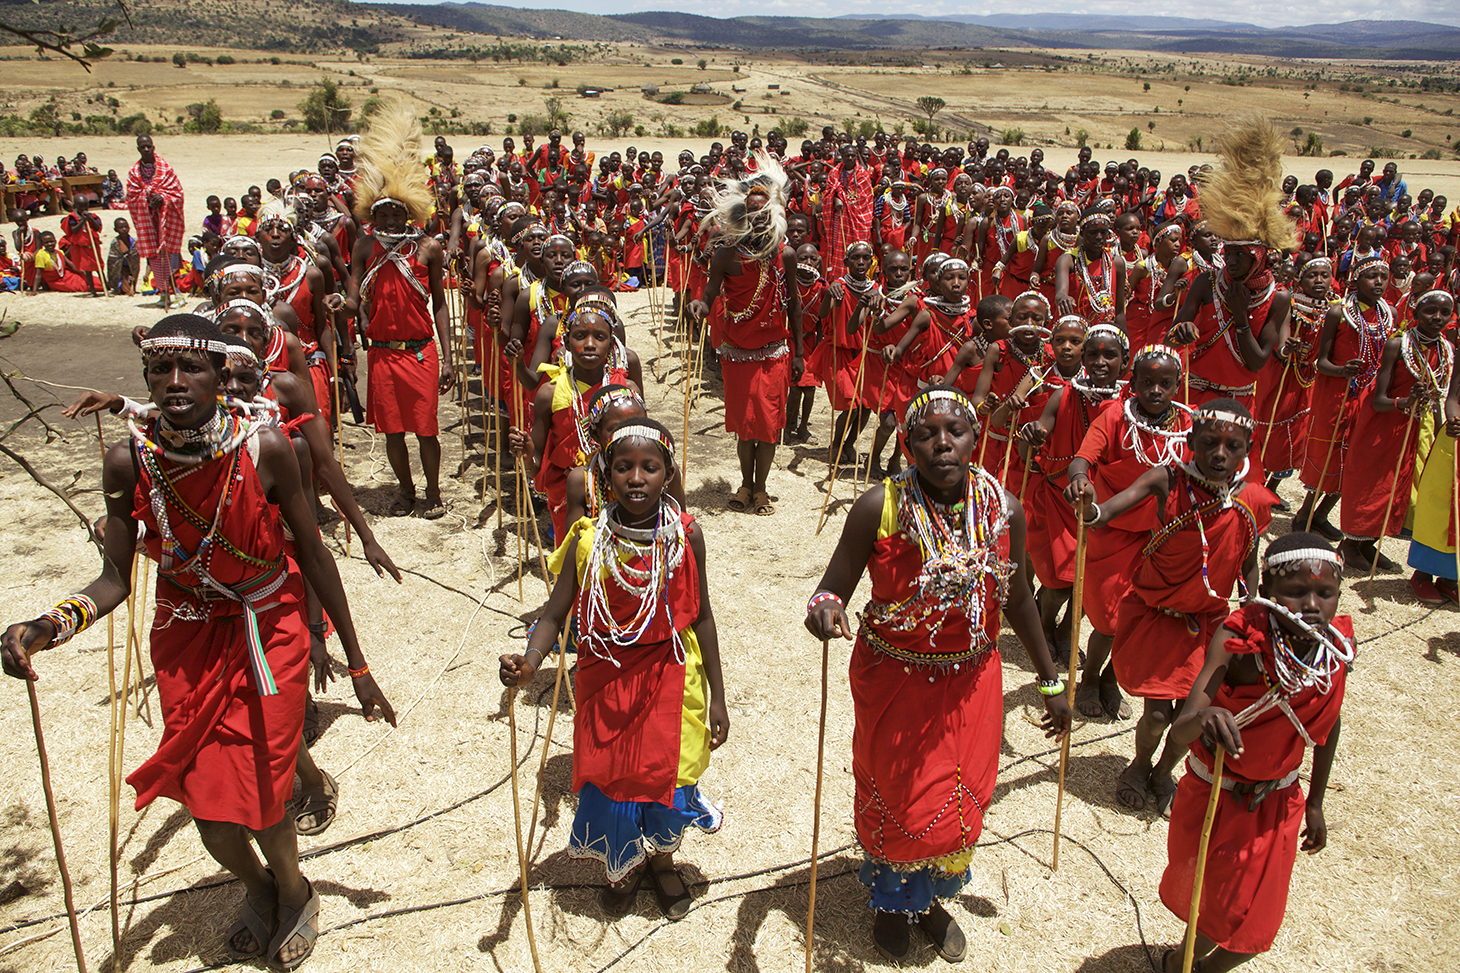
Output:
[821,145,873,281]
[126,134,186,308]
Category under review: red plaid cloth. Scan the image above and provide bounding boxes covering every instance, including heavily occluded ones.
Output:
[126,157,185,259]
[820,162,874,280]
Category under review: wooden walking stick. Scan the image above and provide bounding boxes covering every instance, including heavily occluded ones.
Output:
[1305,393,1349,533]
[1364,401,1419,598]
[520,460,553,594]
[506,690,544,973]
[816,333,872,535]
[1182,747,1226,973]
[106,610,121,957]
[805,637,830,973]
[527,622,573,852]
[129,556,153,727]
[85,214,109,296]
[28,678,90,973]
[1052,501,1088,871]
[865,363,894,491]
[1257,362,1290,471]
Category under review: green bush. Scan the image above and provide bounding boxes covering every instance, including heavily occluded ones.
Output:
[1125,127,1142,151]
[270,109,286,120]
[216,55,235,65]
[671,58,683,65]
[782,116,809,137]
[1420,147,1444,160]
[605,110,634,137]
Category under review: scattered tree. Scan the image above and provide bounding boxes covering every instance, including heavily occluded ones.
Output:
[916,95,945,130]
[298,76,353,134]
[697,59,707,70]
[1125,127,1142,151]
[543,95,570,130]
[604,110,634,137]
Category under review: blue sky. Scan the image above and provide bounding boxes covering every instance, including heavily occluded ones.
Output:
[375,1,1460,30]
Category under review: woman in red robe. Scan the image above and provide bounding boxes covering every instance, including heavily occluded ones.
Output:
[805,386,1070,964]
[1089,400,1276,814]
[1252,256,1330,481]
[1156,536,1350,971]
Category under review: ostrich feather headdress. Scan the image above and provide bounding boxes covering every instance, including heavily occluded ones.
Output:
[352,104,433,227]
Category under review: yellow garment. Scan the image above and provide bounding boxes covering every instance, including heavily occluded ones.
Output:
[1411,424,1456,558]
[878,477,899,540]
[33,249,57,271]
[548,516,710,786]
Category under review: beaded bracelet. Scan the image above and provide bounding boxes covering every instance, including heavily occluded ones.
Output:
[38,594,99,649]
[348,664,370,678]
[1036,678,1066,697]
[807,591,844,614]
[1080,502,1102,526]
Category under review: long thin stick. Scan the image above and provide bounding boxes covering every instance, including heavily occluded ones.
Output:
[521,461,553,594]
[682,307,695,478]
[1305,392,1348,532]
[106,611,121,958]
[1182,748,1225,973]
[998,411,1019,488]
[805,637,830,973]
[865,363,893,491]
[28,679,90,973]
[130,557,153,727]
[1257,362,1290,471]
[85,214,109,295]
[1052,502,1087,871]
[1365,403,1418,597]
[506,691,543,973]
[814,342,856,536]
[327,341,350,558]
[527,622,573,853]
[1453,441,1459,585]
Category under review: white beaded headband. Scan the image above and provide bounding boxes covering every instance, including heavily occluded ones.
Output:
[1192,407,1255,430]
[1265,548,1341,573]
[903,388,973,429]
[140,335,229,357]
[940,258,970,275]
[1416,288,1454,307]
[1133,343,1182,368]
[1087,322,1129,350]
[1055,314,1089,333]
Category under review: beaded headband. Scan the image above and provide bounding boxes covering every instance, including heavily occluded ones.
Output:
[1264,548,1341,574]
[1303,256,1334,272]
[223,235,261,253]
[1012,290,1053,321]
[1055,200,1080,215]
[1087,322,1129,351]
[546,233,575,249]
[370,196,406,213]
[845,241,873,258]
[940,258,970,275]
[1054,314,1089,334]
[1080,213,1113,231]
[140,334,229,358]
[512,221,547,245]
[1154,222,1183,241]
[1132,343,1183,370]
[1416,288,1455,307]
[317,153,336,166]
[563,260,596,279]
[903,387,975,430]
[990,186,1015,199]
[223,343,261,366]
[608,420,675,460]
[211,263,266,287]
[588,386,644,425]
[1352,253,1388,275]
[1192,406,1255,431]
[214,298,269,323]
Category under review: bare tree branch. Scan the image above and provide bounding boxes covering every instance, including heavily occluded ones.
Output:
[0,442,103,554]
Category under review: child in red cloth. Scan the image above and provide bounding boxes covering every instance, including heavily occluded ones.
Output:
[1155,532,1350,973]
[500,419,726,922]
[1086,399,1277,814]
[786,242,826,445]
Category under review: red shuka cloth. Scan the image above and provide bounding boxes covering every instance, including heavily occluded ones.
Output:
[1026,388,1119,588]
[717,250,791,443]
[276,256,332,426]
[1299,302,1392,494]
[1075,402,1191,635]
[1183,279,1275,409]
[980,342,1056,491]
[126,156,185,258]
[127,436,308,831]
[1112,471,1275,700]
[60,213,102,272]
[536,362,628,543]
[572,512,701,806]
[821,164,874,281]
[795,277,827,389]
[811,284,876,411]
[1160,605,1349,954]
[1339,339,1439,537]
[851,478,1007,867]
[363,239,439,436]
[1251,303,1322,473]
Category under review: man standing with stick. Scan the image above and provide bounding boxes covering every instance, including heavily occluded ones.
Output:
[126,135,185,309]
[689,154,802,516]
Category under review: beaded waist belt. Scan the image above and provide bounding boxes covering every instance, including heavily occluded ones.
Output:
[859,622,993,672]
[372,337,433,361]
[718,339,789,363]
[1187,755,1299,811]
[166,558,288,606]
[1189,375,1256,397]
[164,559,289,696]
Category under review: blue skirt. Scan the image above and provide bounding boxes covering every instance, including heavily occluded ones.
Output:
[859,859,973,916]
[568,782,722,883]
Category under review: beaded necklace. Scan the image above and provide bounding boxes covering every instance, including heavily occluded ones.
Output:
[1007,337,1049,373]
[1144,254,1167,306]
[1252,597,1353,698]
[127,400,258,466]
[1175,458,1251,600]
[728,249,773,324]
[578,497,688,667]
[992,211,1018,261]
[1340,295,1395,392]
[1288,295,1328,389]
[1208,273,1277,362]
[1050,226,1078,253]
[1121,399,1192,468]
[1400,328,1453,416]
[1077,247,1116,318]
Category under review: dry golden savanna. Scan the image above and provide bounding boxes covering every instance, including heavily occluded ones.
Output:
[0,37,1457,973]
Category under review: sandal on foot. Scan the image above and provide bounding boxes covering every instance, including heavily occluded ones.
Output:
[267,878,321,971]
[1150,772,1178,818]
[418,497,446,520]
[727,486,752,512]
[388,493,416,517]
[600,864,644,919]
[1116,764,1149,811]
[751,490,775,516]
[225,884,277,960]
[917,902,967,963]
[1074,680,1104,719]
[648,864,692,921]
[872,910,912,965]
[1100,679,1132,721]
[294,770,338,837]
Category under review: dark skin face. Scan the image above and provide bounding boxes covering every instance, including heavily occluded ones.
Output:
[218,311,270,355]
[224,357,263,400]
[845,247,873,280]
[882,252,911,291]
[608,440,672,528]
[1082,336,1124,385]
[1131,358,1181,418]
[144,349,226,430]
[1353,265,1388,304]
[1263,563,1341,637]
[1187,421,1251,483]
[904,409,978,504]
[935,265,969,302]
[1050,324,1085,372]
[565,311,613,377]
[1009,298,1048,352]
[592,403,646,449]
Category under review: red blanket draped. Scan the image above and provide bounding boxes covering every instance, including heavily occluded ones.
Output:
[126,156,185,258]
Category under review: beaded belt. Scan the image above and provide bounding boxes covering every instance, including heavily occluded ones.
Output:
[1188,375,1256,398]
[860,623,993,673]
[372,337,433,361]
[1187,755,1299,811]
[718,339,789,363]
[168,559,288,607]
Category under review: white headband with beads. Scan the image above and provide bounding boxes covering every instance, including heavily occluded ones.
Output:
[1087,322,1129,351]
[1193,407,1255,431]
[1265,548,1341,574]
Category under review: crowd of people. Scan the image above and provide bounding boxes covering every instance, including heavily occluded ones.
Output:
[1,111,1456,971]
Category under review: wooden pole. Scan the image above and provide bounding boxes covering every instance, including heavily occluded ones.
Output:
[865,363,894,491]
[527,622,573,851]
[506,691,544,973]
[28,679,90,973]
[1364,402,1418,598]
[1182,748,1226,973]
[1052,502,1087,871]
[492,325,503,524]
[130,557,152,727]
[682,308,695,478]
[1257,362,1290,472]
[106,611,121,958]
[521,460,553,595]
[85,214,109,296]
[327,341,350,558]
[1305,393,1349,532]
[804,637,830,973]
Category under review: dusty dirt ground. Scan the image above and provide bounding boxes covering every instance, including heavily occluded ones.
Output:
[0,136,1457,973]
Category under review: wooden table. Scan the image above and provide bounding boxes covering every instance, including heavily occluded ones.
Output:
[2,181,61,222]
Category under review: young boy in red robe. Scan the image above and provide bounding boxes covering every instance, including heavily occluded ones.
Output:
[1086,400,1277,814]
[787,242,826,445]
[1155,533,1350,973]
[816,241,883,469]
[59,198,104,294]
[2,316,394,970]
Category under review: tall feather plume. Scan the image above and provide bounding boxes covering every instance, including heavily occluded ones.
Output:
[352,103,433,226]
[702,150,790,262]
[1201,114,1296,251]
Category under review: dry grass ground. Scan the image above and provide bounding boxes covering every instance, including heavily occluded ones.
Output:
[0,120,1456,973]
